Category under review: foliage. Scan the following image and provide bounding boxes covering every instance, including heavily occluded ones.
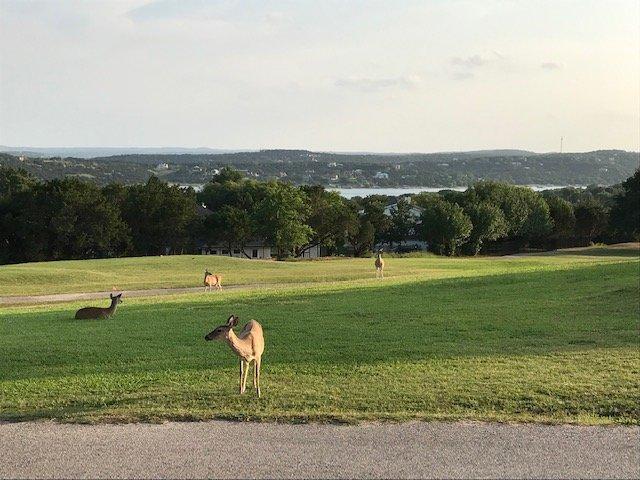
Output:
[0,178,128,264]
[254,182,312,258]
[546,196,576,241]
[420,198,472,255]
[463,202,508,255]
[609,169,640,240]
[358,195,392,245]
[387,198,417,246]
[299,186,351,255]
[574,199,609,243]
[465,181,552,245]
[0,166,36,201]
[121,177,198,255]
[0,165,638,265]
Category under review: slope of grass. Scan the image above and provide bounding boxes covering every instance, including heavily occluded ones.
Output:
[1,251,638,424]
[0,245,636,296]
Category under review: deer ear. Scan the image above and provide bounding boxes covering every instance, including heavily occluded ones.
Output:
[110,293,114,299]
[227,315,238,327]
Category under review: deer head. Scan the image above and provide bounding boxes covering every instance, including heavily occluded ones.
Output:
[109,293,123,304]
[205,314,238,341]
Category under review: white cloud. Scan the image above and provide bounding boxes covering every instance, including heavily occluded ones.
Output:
[0,0,638,152]
[335,75,422,92]
[451,55,487,69]
[541,62,563,70]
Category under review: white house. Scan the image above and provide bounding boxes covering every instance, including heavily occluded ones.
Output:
[374,171,389,179]
[200,241,272,259]
[200,242,325,259]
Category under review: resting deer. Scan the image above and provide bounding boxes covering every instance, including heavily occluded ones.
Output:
[375,250,384,278]
[205,315,264,397]
[75,293,122,319]
[204,270,222,291]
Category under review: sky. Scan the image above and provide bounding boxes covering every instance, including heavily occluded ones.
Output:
[0,0,639,153]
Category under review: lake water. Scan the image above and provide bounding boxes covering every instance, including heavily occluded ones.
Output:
[328,185,578,199]
[183,184,581,197]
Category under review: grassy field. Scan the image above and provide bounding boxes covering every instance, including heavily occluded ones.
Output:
[0,245,638,296]
[0,247,638,424]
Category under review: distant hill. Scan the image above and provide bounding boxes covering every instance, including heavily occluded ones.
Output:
[0,149,637,188]
[0,146,248,158]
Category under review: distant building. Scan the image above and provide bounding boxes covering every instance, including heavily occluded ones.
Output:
[155,162,169,170]
[374,172,389,179]
[383,202,423,219]
[199,241,326,259]
[200,240,272,259]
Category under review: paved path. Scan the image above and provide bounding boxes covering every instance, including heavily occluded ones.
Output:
[0,283,297,306]
[1,421,637,479]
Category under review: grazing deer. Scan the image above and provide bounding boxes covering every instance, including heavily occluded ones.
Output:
[375,249,384,278]
[204,270,222,291]
[75,293,122,319]
[205,315,264,397]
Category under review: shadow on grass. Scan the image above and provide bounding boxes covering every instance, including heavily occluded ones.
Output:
[1,261,638,382]
[552,246,640,258]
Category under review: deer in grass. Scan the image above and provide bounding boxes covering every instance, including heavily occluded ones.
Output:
[204,270,222,291]
[375,249,384,278]
[205,315,264,397]
[75,293,122,319]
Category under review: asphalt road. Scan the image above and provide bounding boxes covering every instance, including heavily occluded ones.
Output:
[1,421,637,479]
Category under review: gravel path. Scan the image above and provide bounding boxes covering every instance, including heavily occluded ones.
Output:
[1,421,637,479]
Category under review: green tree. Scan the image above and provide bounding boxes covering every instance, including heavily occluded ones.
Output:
[466,181,552,245]
[1,178,129,263]
[388,198,417,247]
[345,212,375,257]
[574,199,608,243]
[298,185,351,256]
[463,202,507,255]
[0,166,36,201]
[121,176,197,255]
[545,196,576,241]
[359,195,392,246]
[610,169,640,240]
[203,205,254,257]
[421,199,472,255]
[254,182,312,258]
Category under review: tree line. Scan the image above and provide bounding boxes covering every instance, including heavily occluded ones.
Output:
[0,166,638,265]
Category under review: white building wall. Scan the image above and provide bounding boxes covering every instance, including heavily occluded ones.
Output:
[202,246,271,259]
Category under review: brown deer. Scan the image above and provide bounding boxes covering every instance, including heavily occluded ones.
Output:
[75,293,122,319]
[375,249,384,278]
[205,314,264,397]
[204,270,222,291]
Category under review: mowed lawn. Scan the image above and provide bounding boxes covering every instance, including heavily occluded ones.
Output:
[0,248,638,424]
[0,245,638,296]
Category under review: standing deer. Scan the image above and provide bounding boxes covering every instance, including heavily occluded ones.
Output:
[75,293,122,319]
[205,314,264,397]
[375,249,384,278]
[204,270,222,291]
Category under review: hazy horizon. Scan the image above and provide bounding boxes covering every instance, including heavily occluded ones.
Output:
[1,1,639,152]
[1,145,639,156]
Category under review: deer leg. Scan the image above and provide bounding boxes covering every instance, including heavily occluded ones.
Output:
[253,360,257,389]
[255,357,261,398]
[239,359,244,394]
[241,360,250,394]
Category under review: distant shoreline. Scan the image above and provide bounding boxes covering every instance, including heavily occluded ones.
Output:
[180,184,587,196]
